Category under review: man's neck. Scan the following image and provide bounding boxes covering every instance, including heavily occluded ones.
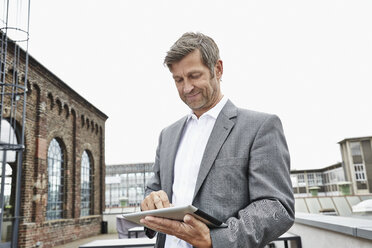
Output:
[193,94,224,118]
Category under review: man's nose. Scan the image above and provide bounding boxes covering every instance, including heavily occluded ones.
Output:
[183,80,194,94]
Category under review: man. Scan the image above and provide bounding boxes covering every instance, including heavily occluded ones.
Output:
[140,32,294,248]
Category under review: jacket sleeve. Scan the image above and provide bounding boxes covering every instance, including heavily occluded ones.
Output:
[209,115,295,248]
[144,130,163,239]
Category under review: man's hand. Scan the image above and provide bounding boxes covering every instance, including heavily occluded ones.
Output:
[141,190,170,210]
[140,214,212,248]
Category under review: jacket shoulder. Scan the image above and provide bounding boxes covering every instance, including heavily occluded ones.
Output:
[236,108,278,123]
[222,100,278,123]
[161,115,187,135]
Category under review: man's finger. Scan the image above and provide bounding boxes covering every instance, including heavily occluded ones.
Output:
[143,196,156,210]
[146,199,155,210]
[141,216,178,236]
[158,191,170,208]
[140,190,171,212]
[140,200,149,211]
[153,194,164,209]
[145,216,176,229]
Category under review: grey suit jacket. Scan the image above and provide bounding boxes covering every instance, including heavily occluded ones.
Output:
[145,100,294,248]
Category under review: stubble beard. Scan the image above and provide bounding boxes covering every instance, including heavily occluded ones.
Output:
[184,78,220,114]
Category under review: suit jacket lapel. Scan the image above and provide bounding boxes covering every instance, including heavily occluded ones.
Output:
[193,100,237,200]
[162,116,188,200]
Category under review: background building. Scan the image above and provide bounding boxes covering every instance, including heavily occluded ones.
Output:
[106,163,153,208]
[0,35,107,247]
[291,163,345,197]
[291,136,372,197]
[339,136,372,195]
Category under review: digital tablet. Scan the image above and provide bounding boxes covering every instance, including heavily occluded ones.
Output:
[123,205,227,228]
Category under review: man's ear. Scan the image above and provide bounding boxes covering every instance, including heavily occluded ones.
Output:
[215,59,223,80]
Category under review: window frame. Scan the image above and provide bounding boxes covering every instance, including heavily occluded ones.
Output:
[354,163,367,182]
[307,173,315,186]
[46,138,65,220]
[80,150,93,217]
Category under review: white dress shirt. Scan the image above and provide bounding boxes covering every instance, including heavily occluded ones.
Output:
[164,96,228,248]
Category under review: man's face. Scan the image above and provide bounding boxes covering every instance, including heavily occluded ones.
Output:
[170,50,223,117]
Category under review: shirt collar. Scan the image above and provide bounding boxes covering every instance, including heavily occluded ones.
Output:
[187,96,228,121]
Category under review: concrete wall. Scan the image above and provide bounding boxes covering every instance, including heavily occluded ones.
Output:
[289,222,372,248]
[288,213,372,248]
[103,213,119,234]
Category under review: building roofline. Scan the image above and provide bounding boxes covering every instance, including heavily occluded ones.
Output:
[27,52,109,120]
[338,136,372,144]
[107,162,154,167]
[319,162,343,171]
[4,32,108,120]
[291,162,342,174]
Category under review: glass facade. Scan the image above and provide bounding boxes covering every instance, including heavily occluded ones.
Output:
[105,163,154,208]
[307,173,315,186]
[106,176,121,207]
[297,174,305,186]
[316,173,323,185]
[292,165,346,197]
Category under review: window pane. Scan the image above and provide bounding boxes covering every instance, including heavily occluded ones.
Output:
[307,173,315,186]
[81,151,91,216]
[354,163,367,182]
[0,120,18,162]
[46,139,63,220]
[350,142,362,156]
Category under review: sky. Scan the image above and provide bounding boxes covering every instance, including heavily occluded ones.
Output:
[13,0,372,170]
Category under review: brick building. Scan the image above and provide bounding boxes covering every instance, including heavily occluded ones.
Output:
[1,35,107,247]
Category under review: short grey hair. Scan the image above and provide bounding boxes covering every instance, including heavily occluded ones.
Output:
[164,32,220,76]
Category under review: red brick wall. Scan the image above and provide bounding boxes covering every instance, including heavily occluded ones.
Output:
[3,40,107,247]
[18,216,102,247]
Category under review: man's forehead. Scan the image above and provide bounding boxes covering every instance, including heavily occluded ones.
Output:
[172,69,203,78]
[170,51,206,75]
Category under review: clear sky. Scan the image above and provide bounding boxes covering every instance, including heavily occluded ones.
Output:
[21,0,372,170]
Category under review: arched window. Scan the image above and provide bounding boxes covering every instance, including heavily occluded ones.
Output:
[46,139,64,220]
[0,119,18,163]
[81,151,92,216]
[0,120,18,243]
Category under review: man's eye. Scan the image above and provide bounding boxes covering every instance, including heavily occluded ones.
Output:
[190,74,201,79]
[175,78,183,83]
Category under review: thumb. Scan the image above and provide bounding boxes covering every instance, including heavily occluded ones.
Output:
[184,214,197,226]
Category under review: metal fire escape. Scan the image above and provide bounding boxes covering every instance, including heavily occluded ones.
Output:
[0,0,30,247]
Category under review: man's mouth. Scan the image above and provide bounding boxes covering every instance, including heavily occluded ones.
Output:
[185,92,200,99]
